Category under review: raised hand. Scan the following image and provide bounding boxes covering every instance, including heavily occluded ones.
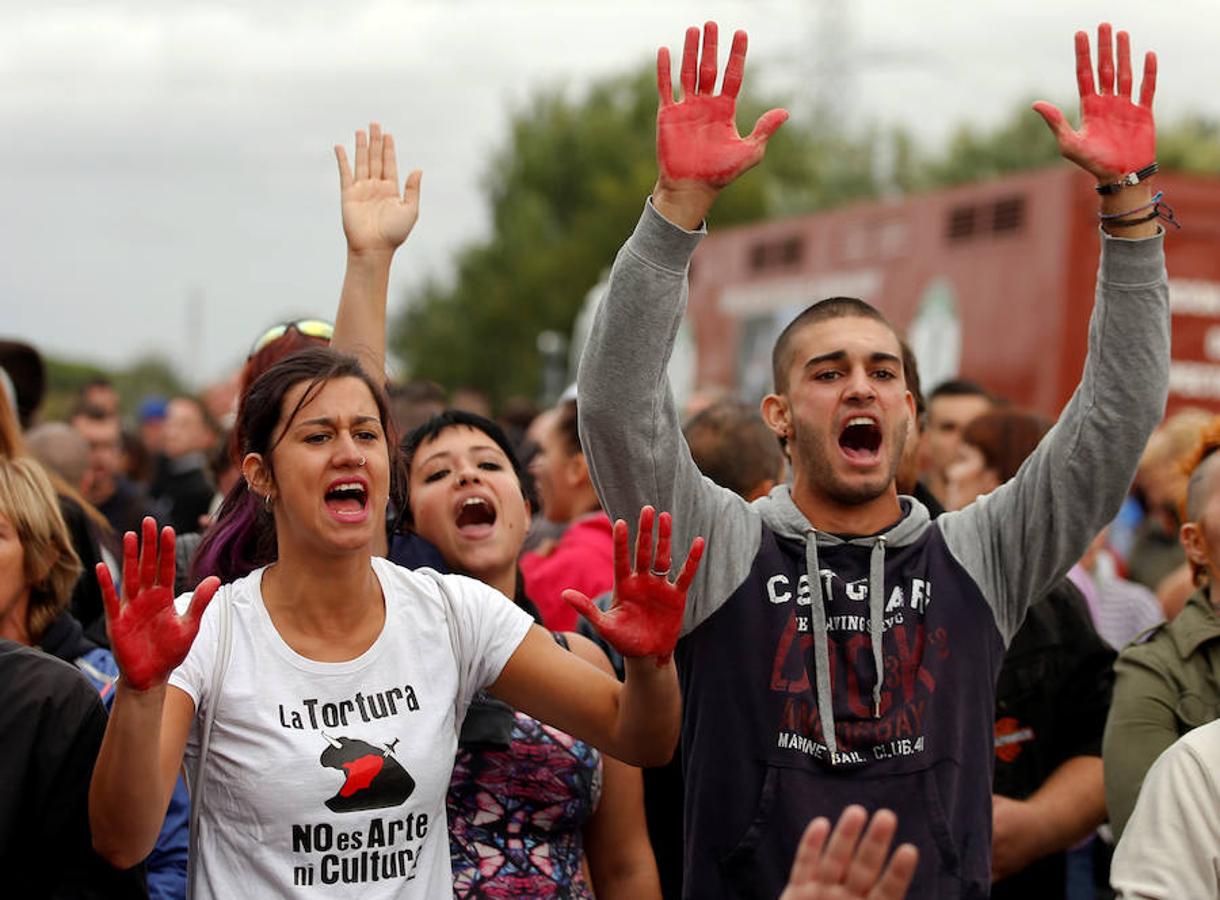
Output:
[96,517,219,691]
[653,22,788,227]
[780,807,919,900]
[564,506,704,666]
[1033,24,1156,180]
[335,122,422,257]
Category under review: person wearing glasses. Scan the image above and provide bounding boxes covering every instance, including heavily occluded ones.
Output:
[217,122,423,567]
[232,319,335,461]
[245,320,336,385]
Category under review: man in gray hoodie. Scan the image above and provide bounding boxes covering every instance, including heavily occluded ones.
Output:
[577,20,1169,900]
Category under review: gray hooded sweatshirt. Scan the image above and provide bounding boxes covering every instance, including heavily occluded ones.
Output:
[578,201,1169,899]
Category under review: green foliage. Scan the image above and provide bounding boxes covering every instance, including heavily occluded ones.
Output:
[392,68,1220,406]
[903,101,1065,190]
[908,102,1220,189]
[392,67,885,404]
[43,354,184,423]
[1159,116,1220,174]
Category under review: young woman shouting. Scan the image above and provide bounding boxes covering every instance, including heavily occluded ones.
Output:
[87,348,701,898]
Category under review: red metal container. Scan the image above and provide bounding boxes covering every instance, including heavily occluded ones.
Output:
[686,166,1220,417]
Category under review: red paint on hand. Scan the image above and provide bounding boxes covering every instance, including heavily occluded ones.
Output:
[564,506,705,666]
[655,22,788,189]
[339,754,385,797]
[1033,24,1156,179]
[96,517,219,692]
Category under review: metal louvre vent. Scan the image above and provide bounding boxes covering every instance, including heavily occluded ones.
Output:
[946,206,976,241]
[749,236,805,271]
[992,196,1026,232]
[946,195,1027,242]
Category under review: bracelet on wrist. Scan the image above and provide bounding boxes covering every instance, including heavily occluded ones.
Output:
[1099,191,1162,220]
[1096,162,1158,195]
[1099,190,1181,231]
[1104,210,1160,228]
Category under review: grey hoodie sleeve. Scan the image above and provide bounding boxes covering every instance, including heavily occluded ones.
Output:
[577,200,763,634]
[939,229,1170,643]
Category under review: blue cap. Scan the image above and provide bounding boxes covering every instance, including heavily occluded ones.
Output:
[139,396,168,421]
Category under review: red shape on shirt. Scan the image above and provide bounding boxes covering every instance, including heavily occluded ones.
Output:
[339,754,385,797]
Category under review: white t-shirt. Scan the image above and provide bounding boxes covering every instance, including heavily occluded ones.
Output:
[168,557,534,899]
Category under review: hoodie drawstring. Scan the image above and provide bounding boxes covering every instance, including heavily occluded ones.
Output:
[804,531,837,759]
[868,537,886,719]
[805,531,888,764]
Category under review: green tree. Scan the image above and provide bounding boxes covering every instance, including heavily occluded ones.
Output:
[391,68,884,404]
[906,101,1220,189]
[1159,115,1220,174]
[904,102,1064,190]
[392,71,1220,406]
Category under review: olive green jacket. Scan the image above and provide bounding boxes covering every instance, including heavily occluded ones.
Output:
[1103,588,1220,839]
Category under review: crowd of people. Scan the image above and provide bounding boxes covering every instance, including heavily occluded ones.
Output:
[0,16,1213,900]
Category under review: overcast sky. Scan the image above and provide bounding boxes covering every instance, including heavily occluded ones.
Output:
[2,0,1217,387]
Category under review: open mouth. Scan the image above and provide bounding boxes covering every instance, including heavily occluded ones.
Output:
[455,496,496,535]
[325,481,368,516]
[838,416,882,463]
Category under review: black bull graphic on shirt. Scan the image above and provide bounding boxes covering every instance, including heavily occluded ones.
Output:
[319,733,415,813]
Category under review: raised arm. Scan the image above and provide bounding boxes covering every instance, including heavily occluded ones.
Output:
[332,122,422,381]
[651,23,789,228]
[939,24,1169,639]
[490,507,701,766]
[89,519,217,868]
[577,22,786,629]
[1032,24,1158,238]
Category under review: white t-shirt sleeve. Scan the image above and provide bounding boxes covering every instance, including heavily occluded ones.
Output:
[432,572,534,710]
[167,587,223,709]
[1111,730,1220,898]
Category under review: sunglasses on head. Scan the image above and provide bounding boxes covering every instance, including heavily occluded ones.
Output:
[248,319,334,359]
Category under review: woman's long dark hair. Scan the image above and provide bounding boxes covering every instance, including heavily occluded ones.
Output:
[191,348,403,584]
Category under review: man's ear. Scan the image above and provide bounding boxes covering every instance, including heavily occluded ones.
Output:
[241,453,273,501]
[1180,521,1210,575]
[761,393,791,441]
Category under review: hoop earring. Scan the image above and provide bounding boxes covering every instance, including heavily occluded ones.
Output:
[264,493,273,510]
